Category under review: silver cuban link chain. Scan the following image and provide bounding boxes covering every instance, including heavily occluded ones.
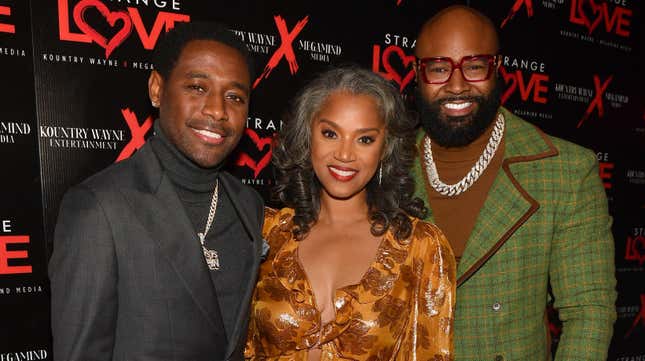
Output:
[423,113,505,197]
[197,180,220,270]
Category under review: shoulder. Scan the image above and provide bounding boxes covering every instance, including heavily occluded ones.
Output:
[529,125,599,182]
[79,157,135,192]
[409,217,445,242]
[56,149,151,230]
[77,142,154,196]
[408,217,454,261]
[59,159,135,216]
[547,135,598,170]
[263,207,294,232]
[505,109,597,169]
[54,183,115,245]
[262,207,295,251]
[502,111,599,188]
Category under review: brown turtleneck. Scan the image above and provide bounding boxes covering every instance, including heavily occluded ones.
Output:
[422,120,505,264]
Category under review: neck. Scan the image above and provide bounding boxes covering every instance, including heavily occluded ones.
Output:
[150,121,221,193]
[317,189,370,226]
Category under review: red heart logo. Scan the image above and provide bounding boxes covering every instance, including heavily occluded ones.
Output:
[235,128,273,179]
[73,0,132,59]
[499,66,517,105]
[381,45,416,92]
[576,0,604,35]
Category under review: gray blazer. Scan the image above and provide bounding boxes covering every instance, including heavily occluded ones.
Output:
[49,143,264,361]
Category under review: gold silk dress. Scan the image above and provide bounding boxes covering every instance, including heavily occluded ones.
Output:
[245,208,456,360]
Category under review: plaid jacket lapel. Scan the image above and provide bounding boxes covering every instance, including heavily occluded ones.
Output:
[414,107,559,287]
[456,163,535,284]
[458,108,559,286]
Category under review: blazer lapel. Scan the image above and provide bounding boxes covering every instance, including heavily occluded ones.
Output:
[219,173,262,360]
[456,108,559,287]
[121,145,226,337]
[456,162,536,285]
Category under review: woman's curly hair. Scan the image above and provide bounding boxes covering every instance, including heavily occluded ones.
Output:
[273,66,427,241]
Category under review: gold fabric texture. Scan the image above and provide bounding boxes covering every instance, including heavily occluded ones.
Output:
[245,208,456,360]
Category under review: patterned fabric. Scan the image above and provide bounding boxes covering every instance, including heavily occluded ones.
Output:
[245,208,456,360]
[412,107,617,361]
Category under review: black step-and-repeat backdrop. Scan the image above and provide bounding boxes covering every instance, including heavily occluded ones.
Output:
[0,0,642,359]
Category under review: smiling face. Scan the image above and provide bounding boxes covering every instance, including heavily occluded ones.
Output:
[148,39,250,168]
[310,92,386,201]
[415,6,501,147]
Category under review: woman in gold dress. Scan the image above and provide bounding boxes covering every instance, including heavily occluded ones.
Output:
[245,67,455,361]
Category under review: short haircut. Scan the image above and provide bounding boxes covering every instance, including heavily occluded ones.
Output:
[152,21,253,80]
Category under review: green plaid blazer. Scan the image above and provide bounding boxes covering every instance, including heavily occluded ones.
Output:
[413,107,616,361]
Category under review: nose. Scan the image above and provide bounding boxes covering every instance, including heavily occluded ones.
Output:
[333,137,356,163]
[444,67,471,95]
[202,92,228,121]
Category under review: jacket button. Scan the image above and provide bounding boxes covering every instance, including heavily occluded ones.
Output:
[492,302,502,311]
[495,355,504,361]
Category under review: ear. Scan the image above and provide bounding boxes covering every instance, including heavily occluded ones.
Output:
[148,70,163,108]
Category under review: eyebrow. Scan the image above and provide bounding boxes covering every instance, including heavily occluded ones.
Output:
[317,118,382,133]
[184,72,250,94]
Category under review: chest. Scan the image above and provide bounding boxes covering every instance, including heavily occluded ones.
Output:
[251,234,416,356]
[297,226,382,321]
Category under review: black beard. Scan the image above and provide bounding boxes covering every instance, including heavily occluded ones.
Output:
[416,81,502,147]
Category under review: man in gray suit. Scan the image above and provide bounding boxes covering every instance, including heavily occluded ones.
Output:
[49,21,264,361]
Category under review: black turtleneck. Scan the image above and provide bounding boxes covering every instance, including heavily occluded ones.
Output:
[149,122,252,339]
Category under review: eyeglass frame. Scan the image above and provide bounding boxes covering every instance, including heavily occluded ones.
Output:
[416,54,501,85]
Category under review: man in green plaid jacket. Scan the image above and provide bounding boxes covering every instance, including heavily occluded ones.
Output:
[412,6,616,361]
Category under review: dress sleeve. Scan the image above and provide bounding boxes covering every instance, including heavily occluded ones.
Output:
[246,206,280,359]
[398,221,456,361]
[261,207,279,239]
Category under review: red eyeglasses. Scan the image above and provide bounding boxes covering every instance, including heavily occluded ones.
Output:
[417,54,500,84]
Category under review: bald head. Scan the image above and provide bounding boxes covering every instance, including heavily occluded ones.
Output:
[415,5,499,59]
[413,6,503,148]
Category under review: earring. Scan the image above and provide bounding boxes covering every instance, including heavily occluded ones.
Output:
[151,101,159,107]
[378,163,383,186]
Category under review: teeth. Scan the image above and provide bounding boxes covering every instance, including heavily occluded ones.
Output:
[194,129,222,139]
[329,167,357,177]
[444,102,471,110]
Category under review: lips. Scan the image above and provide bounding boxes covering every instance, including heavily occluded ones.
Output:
[191,126,226,145]
[328,165,358,181]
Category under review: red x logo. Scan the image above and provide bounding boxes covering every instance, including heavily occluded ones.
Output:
[501,0,534,28]
[116,108,153,162]
[626,294,645,338]
[253,15,309,89]
[577,75,612,128]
